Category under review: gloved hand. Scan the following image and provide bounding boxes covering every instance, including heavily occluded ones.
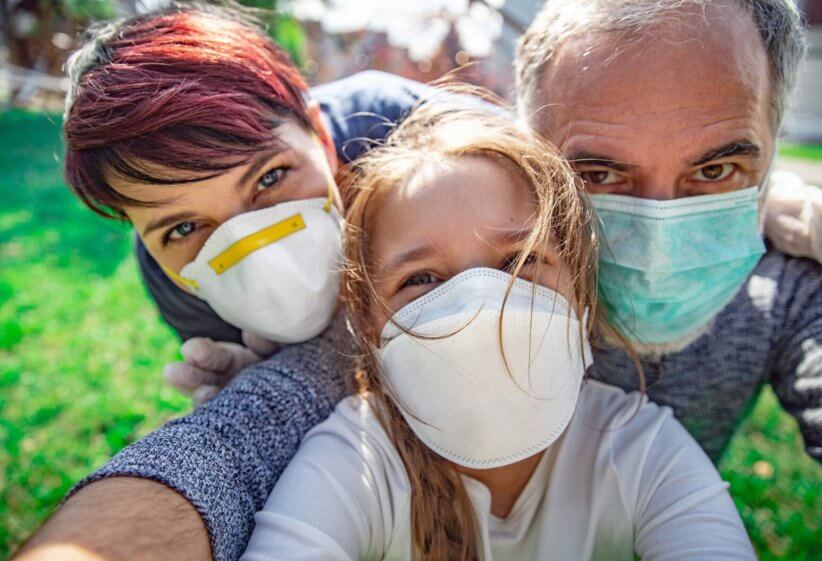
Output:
[163,331,280,405]
[763,170,822,264]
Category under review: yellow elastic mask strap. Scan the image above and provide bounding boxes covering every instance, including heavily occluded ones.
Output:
[323,185,335,213]
[161,264,200,291]
[208,213,306,275]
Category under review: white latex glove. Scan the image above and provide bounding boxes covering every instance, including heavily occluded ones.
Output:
[163,331,280,405]
[763,170,822,264]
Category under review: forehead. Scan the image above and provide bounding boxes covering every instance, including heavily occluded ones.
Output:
[534,3,773,161]
[109,119,316,207]
[368,156,534,257]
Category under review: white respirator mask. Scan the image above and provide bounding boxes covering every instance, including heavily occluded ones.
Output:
[164,191,342,343]
[377,268,592,469]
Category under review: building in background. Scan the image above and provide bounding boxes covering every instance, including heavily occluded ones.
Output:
[787,0,822,142]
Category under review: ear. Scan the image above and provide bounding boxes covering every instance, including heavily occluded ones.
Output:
[307,101,339,175]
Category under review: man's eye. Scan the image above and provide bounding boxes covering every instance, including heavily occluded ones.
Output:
[167,221,197,242]
[579,170,621,185]
[400,272,438,289]
[257,167,287,192]
[693,163,735,182]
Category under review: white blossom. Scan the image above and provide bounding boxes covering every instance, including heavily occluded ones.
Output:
[288,0,506,60]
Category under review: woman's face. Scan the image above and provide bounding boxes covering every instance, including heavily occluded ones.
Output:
[367,155,573,337]
[112,108,339,275]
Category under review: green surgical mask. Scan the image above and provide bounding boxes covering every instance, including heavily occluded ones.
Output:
[592,186,766,347]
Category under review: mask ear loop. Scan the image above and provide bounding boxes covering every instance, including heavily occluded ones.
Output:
[161,264,200,292]
[756,154,777,234]
[323,184,336,213]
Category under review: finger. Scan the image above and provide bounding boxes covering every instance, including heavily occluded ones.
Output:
[163,362,224,393]
[767,171,807,200]
[770,214,810,256]
[192,385,221,406]
[181,337,246,373]
[241,331,281,359]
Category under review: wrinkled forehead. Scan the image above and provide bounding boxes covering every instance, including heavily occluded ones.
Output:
[530,5,774,161]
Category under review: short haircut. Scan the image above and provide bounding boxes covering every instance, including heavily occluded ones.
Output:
[64,6,311,219]
[515,0,807,128]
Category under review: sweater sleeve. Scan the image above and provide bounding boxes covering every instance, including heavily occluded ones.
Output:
[768,254,822,461]
[67,321,351,561]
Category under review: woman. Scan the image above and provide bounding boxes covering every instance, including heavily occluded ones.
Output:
[240,102,755,560]
[62,5,433,400]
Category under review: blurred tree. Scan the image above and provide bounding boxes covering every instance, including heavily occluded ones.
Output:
[2,0,305,107]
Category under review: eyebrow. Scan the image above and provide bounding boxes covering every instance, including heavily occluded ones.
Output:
[235,148,286,192]
[235,123,289,191]
[142,211,199,238]
[379,244,437,279]
[567,151,637,173]
[690,140,761,167]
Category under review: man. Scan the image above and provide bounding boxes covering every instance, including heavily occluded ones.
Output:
[515,0,820,460]
[14,1,820,561]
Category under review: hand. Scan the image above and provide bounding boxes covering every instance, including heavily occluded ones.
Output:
[163,332,280,405]
[763,171,822,264]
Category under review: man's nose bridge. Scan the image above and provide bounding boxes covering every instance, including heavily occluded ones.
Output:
[637,173,678,201]
[637,178,680,201]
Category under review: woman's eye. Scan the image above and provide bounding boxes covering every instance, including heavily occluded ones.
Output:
[167,221,197,242]
[399,272,438,290]
[257,167,287,192]
[579,169,621,185]
[692,163,735,182]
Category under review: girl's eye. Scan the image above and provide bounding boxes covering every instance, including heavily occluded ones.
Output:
[399,272,438,290]
[692,163,735,182]
[579,169,621,185]
[166,221,198,243]
[502,252,539,273]
[257,167,287,192]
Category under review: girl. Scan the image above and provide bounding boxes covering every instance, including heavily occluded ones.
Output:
[240,103,756,560]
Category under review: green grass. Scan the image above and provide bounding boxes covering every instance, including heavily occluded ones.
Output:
[1,110,820,559]
[779,142,822,162]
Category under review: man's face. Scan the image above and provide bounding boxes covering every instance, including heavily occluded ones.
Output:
[529,4,775,200]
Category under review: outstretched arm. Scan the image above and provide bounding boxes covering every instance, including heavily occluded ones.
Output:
[14,478,211,561]
[13,322,351,561]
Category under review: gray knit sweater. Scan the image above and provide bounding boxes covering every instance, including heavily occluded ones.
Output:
[74,248,822,561]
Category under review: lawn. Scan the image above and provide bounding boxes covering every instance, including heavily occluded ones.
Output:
[1,110,820,559]
[779,141,822,162]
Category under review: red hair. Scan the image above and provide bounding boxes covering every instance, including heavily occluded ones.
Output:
[64,6,311,219]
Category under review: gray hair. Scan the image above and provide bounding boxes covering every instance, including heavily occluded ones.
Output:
[515,0,807,127]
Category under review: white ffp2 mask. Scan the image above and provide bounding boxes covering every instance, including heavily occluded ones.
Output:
[165,196,343,343]
[377,268,592,469]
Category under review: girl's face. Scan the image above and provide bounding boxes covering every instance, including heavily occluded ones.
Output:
[368,155,574,337]
[112,107,339,275]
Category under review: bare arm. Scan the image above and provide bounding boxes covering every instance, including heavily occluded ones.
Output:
[14,320,350,561]
[13,478,211,561]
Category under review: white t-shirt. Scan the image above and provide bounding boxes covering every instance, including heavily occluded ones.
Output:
[241,381,755,561]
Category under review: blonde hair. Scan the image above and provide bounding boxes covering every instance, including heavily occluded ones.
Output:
[338,94,615,560]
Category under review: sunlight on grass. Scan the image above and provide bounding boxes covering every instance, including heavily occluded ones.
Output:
[1,110,820,559]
